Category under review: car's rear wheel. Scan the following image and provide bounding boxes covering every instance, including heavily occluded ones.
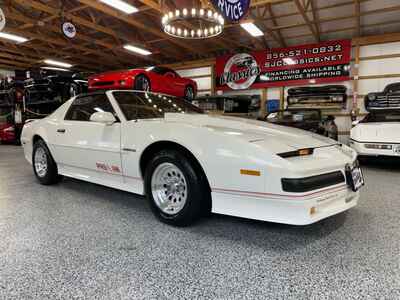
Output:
[184,86,194,101]
[32,139,62,185]
[134,75,151,92]
[144,149,208,226]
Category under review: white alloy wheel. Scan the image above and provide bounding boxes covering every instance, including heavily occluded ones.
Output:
[151,162,188,215]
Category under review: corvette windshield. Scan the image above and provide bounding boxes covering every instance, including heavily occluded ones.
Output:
[112,91,203,120]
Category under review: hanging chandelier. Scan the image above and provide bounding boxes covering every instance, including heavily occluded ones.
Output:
[161,8,225,39]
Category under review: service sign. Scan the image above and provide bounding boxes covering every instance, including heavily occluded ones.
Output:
[211,0,250,22]
[215,39,352,91]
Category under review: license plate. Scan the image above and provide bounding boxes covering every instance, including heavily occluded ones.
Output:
[349,166,364,191]
[393,145,400,155]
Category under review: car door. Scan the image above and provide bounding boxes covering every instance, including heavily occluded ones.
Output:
[164,69,185,97]
[53,93,123,184]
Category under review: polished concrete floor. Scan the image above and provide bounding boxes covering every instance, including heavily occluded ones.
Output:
[0,146,399,299]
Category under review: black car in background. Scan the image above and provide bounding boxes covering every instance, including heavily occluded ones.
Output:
[193,95,259,113]
[0,77,24,107]
[365,83,400,110]
[264,108,338,140]
[287,85,347,109]
[24,72,88,105]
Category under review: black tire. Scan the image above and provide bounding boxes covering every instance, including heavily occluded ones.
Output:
[32,139,63,185]
[184,86,194,101]
[144,149,210,226]
[134,75,151,91]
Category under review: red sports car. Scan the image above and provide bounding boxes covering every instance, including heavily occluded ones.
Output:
[0,122,15,144]
[88,66,197,101]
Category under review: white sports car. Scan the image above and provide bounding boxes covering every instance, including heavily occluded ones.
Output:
[350,112,400,157]
[21,90,363,226]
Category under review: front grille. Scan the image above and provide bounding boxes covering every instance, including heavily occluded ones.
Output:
[281,171,345,193]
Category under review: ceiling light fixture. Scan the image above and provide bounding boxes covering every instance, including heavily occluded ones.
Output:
[0,32,28,43]
[240,22,264,37]
[162,8,224,39]
[99,0,138,14]
[44,59,72,68]
[41,67,71,72]
[123,45,152,56]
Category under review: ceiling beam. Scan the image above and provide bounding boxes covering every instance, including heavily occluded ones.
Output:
[354,0,361,37]
[267,4,286,47]
[294,0,319,42]
[310,0,320,40]
[76,0,202,55]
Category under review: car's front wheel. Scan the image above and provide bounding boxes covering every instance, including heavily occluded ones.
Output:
[134,75,151,92]
[32,140,62,185]
[144,149,209,226]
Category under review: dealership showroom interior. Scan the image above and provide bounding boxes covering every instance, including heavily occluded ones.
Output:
[1,0,400,298]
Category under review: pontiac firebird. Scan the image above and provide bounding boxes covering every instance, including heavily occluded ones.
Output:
[21,90,364,226]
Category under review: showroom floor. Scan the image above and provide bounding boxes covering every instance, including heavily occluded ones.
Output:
[0,146,399,299]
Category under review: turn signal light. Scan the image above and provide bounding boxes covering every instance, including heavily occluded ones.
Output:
[310,207,316,215]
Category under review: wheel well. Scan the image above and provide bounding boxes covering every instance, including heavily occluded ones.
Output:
[140,141,210,192]
[32,135,43,145]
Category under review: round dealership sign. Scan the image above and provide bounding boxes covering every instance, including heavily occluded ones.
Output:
[211,0,250,22]
[220,53,260,90]
[0,8,6,31]
[62,22,77,38]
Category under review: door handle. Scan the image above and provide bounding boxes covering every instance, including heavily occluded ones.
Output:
[57,129,66,133]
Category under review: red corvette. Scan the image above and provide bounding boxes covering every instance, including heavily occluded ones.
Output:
[88,66,197,101]
[0,123,15,144]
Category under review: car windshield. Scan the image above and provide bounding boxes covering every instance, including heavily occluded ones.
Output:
[112,91,203,120]
[383,84,400,93]
[361,113,400,123]
[268,110,320,122]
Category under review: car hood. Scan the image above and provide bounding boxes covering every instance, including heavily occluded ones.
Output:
[352,122,400,143]
[164,113,338,153]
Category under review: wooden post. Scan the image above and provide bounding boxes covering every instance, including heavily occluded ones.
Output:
[210,65,216,96]
[279,86,285,110]
[352,44,360,119]
[260,88,267,116]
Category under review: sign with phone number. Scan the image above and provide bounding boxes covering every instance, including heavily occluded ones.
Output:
[215,39,352,90]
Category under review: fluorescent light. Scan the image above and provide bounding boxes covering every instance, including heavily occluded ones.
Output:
[123,45,152,56]
[41,67,70,72]
[240,22,264,37]
[0,32,28,43]
[99,0,138,14]
[44,59,72,68]
[283,58,296,65]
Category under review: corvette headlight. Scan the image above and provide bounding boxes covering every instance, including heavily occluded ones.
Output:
[119,80,127,86]
[332,96,343,101]
[368,94,377,101]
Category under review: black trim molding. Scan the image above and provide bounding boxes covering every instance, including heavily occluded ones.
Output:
[281,171,345,193]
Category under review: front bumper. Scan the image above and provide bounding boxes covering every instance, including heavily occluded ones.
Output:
[212,184,359,225]
[349,139,400,157]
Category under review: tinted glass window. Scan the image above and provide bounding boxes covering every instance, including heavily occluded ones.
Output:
[65,94,115,121]
[150,67,178,77]
[384,84,400,93]
[268,110,320,122]
[113,91,203,121]
[361,113,400,123]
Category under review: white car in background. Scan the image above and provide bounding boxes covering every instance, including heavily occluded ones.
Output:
[21,90,363,226]
[350,112,400,157]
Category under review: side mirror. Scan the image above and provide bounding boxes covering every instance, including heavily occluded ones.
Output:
[90,111,116,125]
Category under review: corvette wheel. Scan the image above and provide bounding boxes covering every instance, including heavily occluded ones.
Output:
[144,149,209,226]
[184,86,194,101]
[32,140,62,185]
[134,75,151,92]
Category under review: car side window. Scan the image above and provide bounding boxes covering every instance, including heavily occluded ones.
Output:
[65,94,116,121]
[113,92,161,120]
